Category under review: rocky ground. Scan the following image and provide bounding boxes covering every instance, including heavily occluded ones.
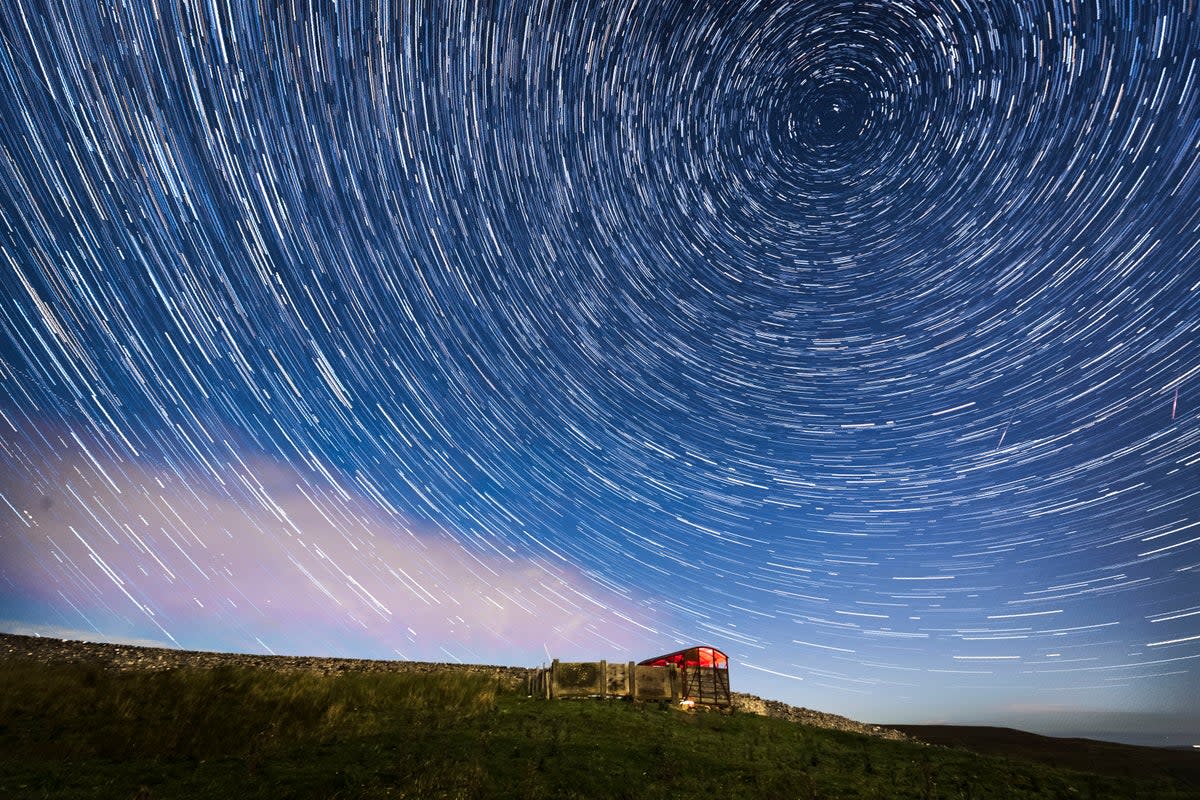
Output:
[2,631,909,741]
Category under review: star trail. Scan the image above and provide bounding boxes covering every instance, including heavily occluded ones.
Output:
[2,0,1199,745]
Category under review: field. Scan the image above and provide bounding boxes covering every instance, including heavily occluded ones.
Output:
[1,646,1196,799]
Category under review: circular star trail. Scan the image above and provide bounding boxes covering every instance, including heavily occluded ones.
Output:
[2,0,1198,734]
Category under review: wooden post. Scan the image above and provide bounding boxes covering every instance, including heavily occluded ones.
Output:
[600,660,607,699]
[627,661,636,700]
[550,659,559,700]
[670,663,680,704]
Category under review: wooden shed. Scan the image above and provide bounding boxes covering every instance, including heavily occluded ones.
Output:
[638,645,731,707]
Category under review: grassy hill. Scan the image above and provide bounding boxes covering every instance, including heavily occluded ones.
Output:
[1,641,1196,799]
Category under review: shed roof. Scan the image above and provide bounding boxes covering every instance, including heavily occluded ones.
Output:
[638,645,728,669]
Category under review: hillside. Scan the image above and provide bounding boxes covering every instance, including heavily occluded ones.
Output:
[889,724,1200,786]
[1,633,1196,799]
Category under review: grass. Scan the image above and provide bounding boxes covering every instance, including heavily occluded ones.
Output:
[1,656,1195,799]
[0,660,497,763]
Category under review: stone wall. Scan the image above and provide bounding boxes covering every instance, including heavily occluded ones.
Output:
[732,692,911,741]
[0,632,533,689]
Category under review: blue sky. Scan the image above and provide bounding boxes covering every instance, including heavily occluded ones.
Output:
[2,0,1198,747]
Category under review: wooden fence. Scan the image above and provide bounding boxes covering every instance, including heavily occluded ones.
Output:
[527,659,684,702]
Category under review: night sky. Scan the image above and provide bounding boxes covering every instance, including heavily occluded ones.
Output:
[2,0,1199,746]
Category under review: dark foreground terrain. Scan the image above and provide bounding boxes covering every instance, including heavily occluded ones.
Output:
[1,633,1196,799]
[891,725,1200,787]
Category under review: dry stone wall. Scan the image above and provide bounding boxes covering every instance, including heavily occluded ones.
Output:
[0,632,532,689]
[732,692,911,742]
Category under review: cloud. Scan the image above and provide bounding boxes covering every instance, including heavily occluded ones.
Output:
[0,423,668,664]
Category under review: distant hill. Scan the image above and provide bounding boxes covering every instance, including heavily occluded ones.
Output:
[889,724,1200,786]
[2,632,1198,799]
